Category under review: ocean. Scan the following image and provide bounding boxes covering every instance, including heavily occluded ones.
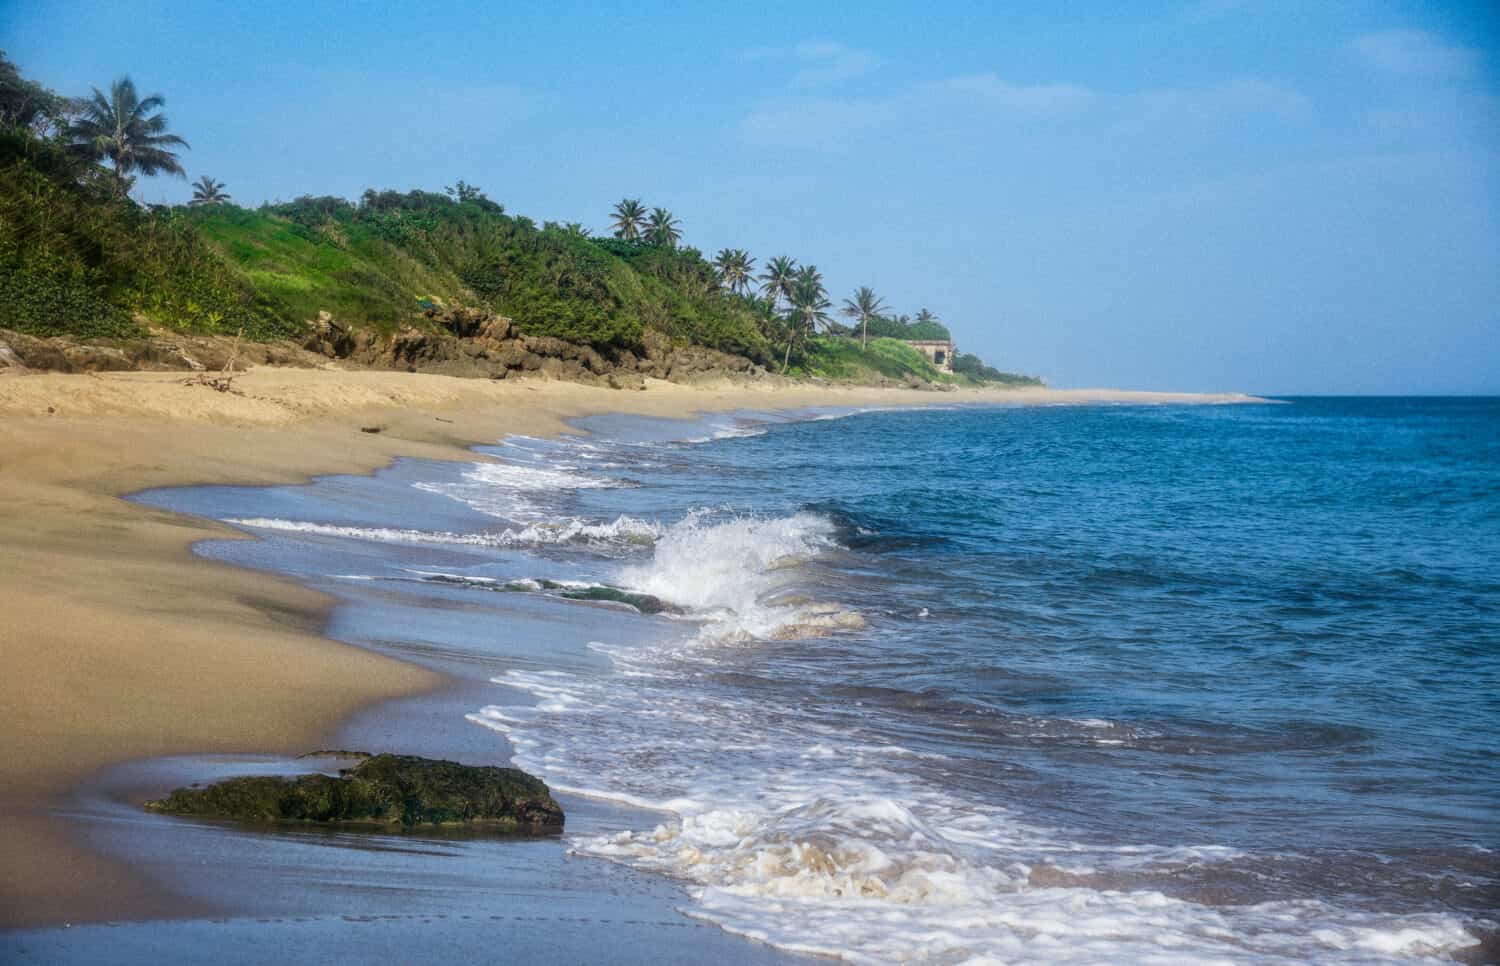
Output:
[136,397,1499,964]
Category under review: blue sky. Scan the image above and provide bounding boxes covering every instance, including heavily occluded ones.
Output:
[4,0,1497,393]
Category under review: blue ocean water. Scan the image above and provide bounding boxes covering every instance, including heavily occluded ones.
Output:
[139,398,1500,963]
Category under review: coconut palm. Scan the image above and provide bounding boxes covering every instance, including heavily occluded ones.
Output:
[759,255,798,310]
[189,176,230,206]
[915,307,940,325]
[610,198,647,241]
[713,248,756,295]
[782,268,832,372]
[66,76,189,197]
[841,286,889,349]
[646,207,682,247]
[563,222,591,237]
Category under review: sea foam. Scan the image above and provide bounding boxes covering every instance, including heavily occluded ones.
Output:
[615,510,858,641]
[225,514,659,550]
[471,656,1479,965]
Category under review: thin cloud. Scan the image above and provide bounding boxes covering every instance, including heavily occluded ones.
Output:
[1184,0,1260,21]
[940,74,1095,117]
[738,96,900,149]
[1134,78,1312,122]
[1348,30,1480,78]
[742,41,881,86]
[735,72,1316,151]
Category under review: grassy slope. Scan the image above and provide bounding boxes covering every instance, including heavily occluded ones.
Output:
[803,337,1041,387]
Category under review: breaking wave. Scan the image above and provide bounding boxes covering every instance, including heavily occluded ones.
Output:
[615,510,863,641]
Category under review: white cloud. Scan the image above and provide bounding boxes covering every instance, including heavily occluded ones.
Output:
[940,73,1095,117]
[1349,30,1480,77]
[743,40,880,86]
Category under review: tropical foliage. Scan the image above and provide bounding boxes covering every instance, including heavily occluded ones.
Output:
[65,76,188,196]
[759,255,798,309]
[0,54,1036,386]
[645,207,681,248]
[0,50,67,136]
[190,176,229,205]
[841,285,888,349]
[713,248,755,295]
[610,198,646,241]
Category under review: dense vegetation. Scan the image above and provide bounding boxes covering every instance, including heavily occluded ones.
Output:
[0,53,1039,386]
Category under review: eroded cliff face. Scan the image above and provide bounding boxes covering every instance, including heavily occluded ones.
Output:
[0,302,777,390]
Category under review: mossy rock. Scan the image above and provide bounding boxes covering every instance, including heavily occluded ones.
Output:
[145,753,563,833]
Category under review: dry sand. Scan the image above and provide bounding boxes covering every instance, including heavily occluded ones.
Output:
[0,366,1258,927]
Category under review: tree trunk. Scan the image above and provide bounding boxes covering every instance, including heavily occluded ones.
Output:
[782,339,792,374]
[861,318,868,350]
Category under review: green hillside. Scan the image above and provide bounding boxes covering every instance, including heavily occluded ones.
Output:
[0,52,1039,387]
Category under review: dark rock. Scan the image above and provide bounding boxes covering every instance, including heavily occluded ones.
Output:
[61,344,133,372]
[578,346,610,375]
[487,339,530,369]
[558,585,672,614]
[145,753,564,833]
[522,335,571,359]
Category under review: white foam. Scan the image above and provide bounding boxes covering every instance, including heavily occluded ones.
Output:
[412,453,628,523]
[225,514,659,550]
[470,649,1480,966]
[615,510,851,641]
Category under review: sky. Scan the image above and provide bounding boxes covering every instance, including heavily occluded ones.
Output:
[4,0,1497,393]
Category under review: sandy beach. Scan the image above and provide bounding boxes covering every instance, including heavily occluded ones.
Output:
[0,366,1257,929]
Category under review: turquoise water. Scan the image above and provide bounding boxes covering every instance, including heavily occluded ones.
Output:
[139,398,1499,963]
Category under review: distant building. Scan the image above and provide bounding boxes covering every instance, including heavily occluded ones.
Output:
[904,339,955,373]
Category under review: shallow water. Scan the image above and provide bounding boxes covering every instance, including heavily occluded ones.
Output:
[136,398,1500,964]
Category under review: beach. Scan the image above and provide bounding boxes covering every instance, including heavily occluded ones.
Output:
[0,367,1251,932]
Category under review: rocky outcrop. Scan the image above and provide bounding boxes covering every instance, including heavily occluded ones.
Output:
[300,303,771,388]
[4,301,781,389]
[145,753,564,833]
[0,327,323,374]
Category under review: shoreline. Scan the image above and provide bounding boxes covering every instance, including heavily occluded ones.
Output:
[0,366,1263,928]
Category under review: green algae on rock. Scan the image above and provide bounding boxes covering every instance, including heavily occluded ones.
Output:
[145,753,564,833]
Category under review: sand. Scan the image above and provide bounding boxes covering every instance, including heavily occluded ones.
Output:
[0,365,1259,927]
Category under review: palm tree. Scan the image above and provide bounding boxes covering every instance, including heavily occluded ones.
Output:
[66,76,188,197]
[646,207,681,247]
[759,255,798,310]
[841,285,889,349]
[713,248,756,295]
[915,307,940,325]
[783,268,832,372]
[189,176,230,206]
[563,222,591,237]
[610,198,647,241]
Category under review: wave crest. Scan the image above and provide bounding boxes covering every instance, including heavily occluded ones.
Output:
[616,511,854,641]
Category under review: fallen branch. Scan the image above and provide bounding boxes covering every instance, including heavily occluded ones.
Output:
[184,329,244,393]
